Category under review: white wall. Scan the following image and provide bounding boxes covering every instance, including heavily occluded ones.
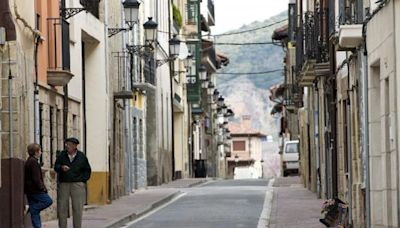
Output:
[68,0,109,172]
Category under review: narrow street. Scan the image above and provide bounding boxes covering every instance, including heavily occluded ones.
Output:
[125,179,270,228]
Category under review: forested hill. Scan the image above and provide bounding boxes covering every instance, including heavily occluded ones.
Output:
[215,11,287,91]
[213,11,287,136]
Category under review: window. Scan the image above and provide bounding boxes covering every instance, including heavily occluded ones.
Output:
[233,141,245,151]
[186,1,198,25]
[285,143,298,154]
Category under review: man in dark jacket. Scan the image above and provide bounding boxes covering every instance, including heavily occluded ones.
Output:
[24,143,53,228]
[54,137,91,228]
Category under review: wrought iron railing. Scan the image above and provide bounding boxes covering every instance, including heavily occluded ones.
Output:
[206,46,217,69]
[80,0,100,18]
[113,52,130,92]
[295,20,304,75]
[143,55,156,85]
[207,0,215,24]
[47,18,70,71]
[304,11,317,60]
[288,3,296,42]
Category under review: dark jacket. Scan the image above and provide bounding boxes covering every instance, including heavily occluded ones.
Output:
[24,156,47,195]
[54,150,91,183]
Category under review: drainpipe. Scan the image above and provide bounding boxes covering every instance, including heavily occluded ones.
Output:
[126,17,133,192]
[362,20,370,228]
[168,0,176,180]
[314,84,321,198]
[392,1,399,226]
[7,43,13,157]
[34,36,40,144]
[346,55,353,226]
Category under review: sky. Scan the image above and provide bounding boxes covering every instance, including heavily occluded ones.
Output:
[213,0,289,34]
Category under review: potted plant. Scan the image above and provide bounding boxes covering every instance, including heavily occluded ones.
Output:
[319,198,346,227]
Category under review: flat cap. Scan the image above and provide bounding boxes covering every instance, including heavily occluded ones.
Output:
[65,137,79,144]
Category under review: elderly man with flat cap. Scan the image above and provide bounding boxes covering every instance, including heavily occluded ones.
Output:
[54,137,91,228]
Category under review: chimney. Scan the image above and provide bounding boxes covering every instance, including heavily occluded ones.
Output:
[242,115,251,130]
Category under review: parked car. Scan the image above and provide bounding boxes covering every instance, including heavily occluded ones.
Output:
[280,140,299,177]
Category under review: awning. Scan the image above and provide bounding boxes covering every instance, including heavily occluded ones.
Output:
[272,24,288,41]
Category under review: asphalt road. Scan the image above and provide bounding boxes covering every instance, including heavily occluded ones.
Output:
[124,179,270,228]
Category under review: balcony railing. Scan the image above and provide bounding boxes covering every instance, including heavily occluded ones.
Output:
[207,0,215,26]
[112,52,132,99]
[206,46,217,69]
[304,11,317,61]
[143,55,156,86]
[80,0,100,18]
[288,3,296,42]
[47,18,70,71]
[47,18,73,86]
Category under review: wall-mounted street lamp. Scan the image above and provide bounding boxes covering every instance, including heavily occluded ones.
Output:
[201,80,209,89]
[183,52,194,70]
[217,96,224,107]
[207,82,215,95]
[199,65,207,81]
[143,17,158,45]
[108,0,140,37]
[172,51,193,76]
[126,17,158,55]
[234,154,239,164]
[156,34,182,67]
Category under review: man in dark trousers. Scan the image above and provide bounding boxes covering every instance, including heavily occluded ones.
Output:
[24,143,53,228]
[55,137,91,228]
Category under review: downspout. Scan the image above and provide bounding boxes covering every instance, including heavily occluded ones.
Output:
[7,43,13,158]
[392,1,399,226]
[168,0,176,180]
[346,54,353,226]
[61,0,68,141]
[34,36,40,144]
[125,13,132,192]
[362,18,370,228]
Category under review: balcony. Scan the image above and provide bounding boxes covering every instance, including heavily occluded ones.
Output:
[47,18,74,86]
[207,0,215,26]
[201,39,217,72]
[112,52,133,99]
[184,0,198,33]
[296,10,330,86]
[338,24,363,49]
[80,0,100,18]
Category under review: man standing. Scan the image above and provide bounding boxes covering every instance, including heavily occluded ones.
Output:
[55,137,91,228]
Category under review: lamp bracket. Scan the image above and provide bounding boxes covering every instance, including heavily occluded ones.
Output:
[108,28,128,37]
[172,70,187,76]
[60,8,86,19]
[126,44,153,57]
[156,57,175,67]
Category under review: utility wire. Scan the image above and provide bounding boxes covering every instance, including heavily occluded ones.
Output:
[216,69,283,75]
[212,19,287,37]
[214,42,275,45]
[157,18,288,38]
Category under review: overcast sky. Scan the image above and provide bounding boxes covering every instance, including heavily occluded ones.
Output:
[213,0,289,34]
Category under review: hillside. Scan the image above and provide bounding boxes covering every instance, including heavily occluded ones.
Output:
[215,11,287,91]
[214,11,287,134]
[214,12,287,177]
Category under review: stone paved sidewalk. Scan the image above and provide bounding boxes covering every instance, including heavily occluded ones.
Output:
[269,176,324,228]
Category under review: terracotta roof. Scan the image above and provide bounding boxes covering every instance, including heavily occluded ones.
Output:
[228,122,265,137]
[272,24,288,41]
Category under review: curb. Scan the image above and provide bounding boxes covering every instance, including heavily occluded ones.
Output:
[104,191,182,228]
[187,180,207,188]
